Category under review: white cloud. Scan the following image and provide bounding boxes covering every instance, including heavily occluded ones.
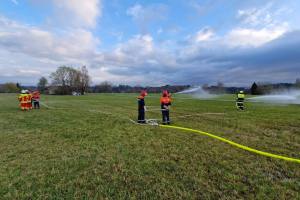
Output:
[194,27,215,42]
[226,3,291,48]
[0,16,99,60]
[126,3,167,21]
[11,0,19,5]
[17,69,41,75]
[0,16,102,84]
[126,4,143,19]
[237,3,274,27]
[126,3,168,33]
[52,0,101,28]
[0,15,177,85]
[225,24,288,47]
[118,35,153,56]
[237,2,293,29]
[0,1,299,86]
[189,0,223,17]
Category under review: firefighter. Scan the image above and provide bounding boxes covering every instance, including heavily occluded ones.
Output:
[137,90,147,123]
[168,92,172,101]
[32,90,41,109]
[160,90,171,125]
[236,90,245,110]
[18,90,28,111]
[26,90,33,110]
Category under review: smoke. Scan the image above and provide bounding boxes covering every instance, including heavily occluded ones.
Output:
[249,90,300,104]
[177,86,216,99]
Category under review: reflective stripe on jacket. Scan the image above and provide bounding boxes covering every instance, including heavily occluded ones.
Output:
[237,93,245,99]
[18,94,28,103]
[160,97,171,105]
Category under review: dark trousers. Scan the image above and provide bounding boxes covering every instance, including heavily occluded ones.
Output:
[236,98,244,110]
[33,101,40,109]
[162,110,170,124]
[138,109,145,123]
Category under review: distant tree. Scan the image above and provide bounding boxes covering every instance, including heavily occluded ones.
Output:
[94,81,113,93]
[16,82,22,91]
[216,81,225,94]
[202,84,209,90]
[37,77,48,93]
[296,78,300,88]
[50,66,77,95]
[260,83,273,94]
[50,66,92,95]
[253,82,274,94]
[78,66,90,95]
[2,82,19,93]
[250,82,259,95]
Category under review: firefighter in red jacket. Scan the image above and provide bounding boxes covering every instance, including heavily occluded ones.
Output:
[137,90,147,123]
[32,90,41,109]
[18,90,28,111]
[160,90,171,124]
[26,90,33,110]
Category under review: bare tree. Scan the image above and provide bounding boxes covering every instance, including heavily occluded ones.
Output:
[79,66,91,95]
[50,66,91,95]
[50,66,77,94]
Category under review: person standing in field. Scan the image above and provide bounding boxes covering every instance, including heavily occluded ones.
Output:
[26,90,33,110]
[160,90,172,125]
[32,90,41,109]
[236,90,245,110]
[137,90,148,123]
[18,90,28,111]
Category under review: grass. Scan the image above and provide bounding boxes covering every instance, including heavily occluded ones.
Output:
[0,93,299,199]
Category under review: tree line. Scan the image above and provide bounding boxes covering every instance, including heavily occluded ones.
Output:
[1,65,300,95]
[250,80,300,95]
[90,82,190,93]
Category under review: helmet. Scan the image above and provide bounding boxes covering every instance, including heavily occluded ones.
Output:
[21,90,26,94]
[162,90,169,97]
[140,90,148,97]
[239,91,244,94]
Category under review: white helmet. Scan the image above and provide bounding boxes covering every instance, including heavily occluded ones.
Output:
[21,90,26,94]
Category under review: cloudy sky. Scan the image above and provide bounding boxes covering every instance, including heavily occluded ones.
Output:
[0,0,299,86]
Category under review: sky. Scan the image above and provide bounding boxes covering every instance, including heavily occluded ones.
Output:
[0,0,300,86]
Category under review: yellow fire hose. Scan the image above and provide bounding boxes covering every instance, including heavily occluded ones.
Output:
[160,125,300,164]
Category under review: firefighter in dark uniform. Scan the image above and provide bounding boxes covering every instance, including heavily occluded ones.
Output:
[160,90,171,125]
[236,90,245,110]
[137,90,147,123]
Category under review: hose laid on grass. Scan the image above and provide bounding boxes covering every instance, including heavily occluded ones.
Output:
[160,125,300,164]
[39,101,300,164]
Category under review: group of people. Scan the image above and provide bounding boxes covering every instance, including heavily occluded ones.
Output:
[18,90,41,111]
[137,90,172,125]
[138,89,246,124]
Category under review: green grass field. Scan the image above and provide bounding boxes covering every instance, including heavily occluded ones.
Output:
[0,93,299,199]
